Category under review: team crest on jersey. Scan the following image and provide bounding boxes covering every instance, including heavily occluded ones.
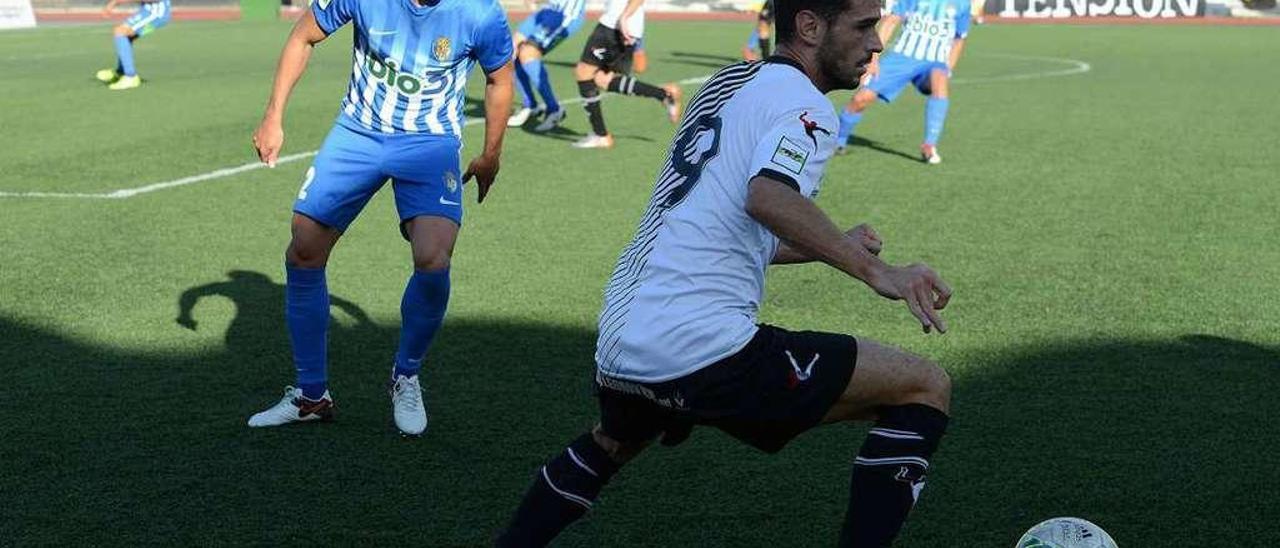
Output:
[444,171,458,193]
[433,37,452,61]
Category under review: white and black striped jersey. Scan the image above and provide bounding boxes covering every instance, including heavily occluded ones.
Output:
[596,58,839,383]
[599,0,646,38]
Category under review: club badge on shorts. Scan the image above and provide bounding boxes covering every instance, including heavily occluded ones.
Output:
[445,170,458,193]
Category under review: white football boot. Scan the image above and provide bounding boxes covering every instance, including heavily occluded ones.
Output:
[507,106,542,127]
[390,373,427,436]
[533,109,567,132]
[247,386,334,427]
[921,144,942,165]
[571,133,614,149]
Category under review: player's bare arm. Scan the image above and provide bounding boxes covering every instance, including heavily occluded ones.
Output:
[865,13,900,76]
[252,10,327,168]
[617,0,646,44]
[746,175,951,333]
[464,60,515,204]
[948,37,967,71]
[775,224,882,264]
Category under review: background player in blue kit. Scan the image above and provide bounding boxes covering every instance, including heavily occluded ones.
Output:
[248,0,514,436]
[508,0,587,132]
[835,0,970,164]
[95,0,171,90]
[741,0,774,61]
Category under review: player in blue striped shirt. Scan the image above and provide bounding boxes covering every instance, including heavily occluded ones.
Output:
[95,0,171,90]
[835,0,971,164]
[508,0,588,132]
[248,0,514,436]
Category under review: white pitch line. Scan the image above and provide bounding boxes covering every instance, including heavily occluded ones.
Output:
[0,74,714,201]
[954,53,1092,84]
[0,53,1092,201]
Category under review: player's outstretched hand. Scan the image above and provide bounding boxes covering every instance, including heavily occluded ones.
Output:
[463,153,501,204]
[252,121,284,168]
[847,224,882,255]
[871,263,952,334]
[619,22,636,46]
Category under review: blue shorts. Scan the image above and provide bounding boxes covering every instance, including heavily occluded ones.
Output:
[293,121,465,233]
[518,7,583,52]
[865,53,947,103]
[124,1,170,36]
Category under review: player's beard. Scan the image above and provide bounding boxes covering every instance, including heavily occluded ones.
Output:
[817,35,866,90]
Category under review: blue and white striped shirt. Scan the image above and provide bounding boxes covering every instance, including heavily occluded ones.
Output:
[544,0,587,27]
[890,0,971,65]
[313,0,513,136]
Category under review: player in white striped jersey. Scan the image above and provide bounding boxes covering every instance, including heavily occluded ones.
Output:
[835,0,972,164]
[248,0,514,436]
[500,0,955,545]
[570,0,682,149]
[508,0,588,131]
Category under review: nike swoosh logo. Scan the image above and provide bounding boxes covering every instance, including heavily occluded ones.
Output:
[295,398,331,418]
[592,47,607,59]
[439,197,460,206]
[369,29,397,36]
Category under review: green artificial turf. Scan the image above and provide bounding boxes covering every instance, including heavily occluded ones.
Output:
[1,19,1278,546]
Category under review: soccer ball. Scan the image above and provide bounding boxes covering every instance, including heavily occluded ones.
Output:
[1016,517,1118,548]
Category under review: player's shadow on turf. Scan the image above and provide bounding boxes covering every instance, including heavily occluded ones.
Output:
[6,300,1279,545]
[847,135,922,163]
[940,334,1280,545]
[515,122,585,141]
[175,270,376,362]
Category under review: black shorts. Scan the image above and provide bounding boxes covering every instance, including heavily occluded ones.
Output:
[597,325,858,454]
[579,23,634,73]
[759,0,775,23]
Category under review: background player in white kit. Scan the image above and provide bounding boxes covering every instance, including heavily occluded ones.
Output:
[498,0,955,545]
[570,0,682,149]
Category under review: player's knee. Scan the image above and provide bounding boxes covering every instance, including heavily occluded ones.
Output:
[517,43,541,63]
[908,358,951,412]
[574,63,596,81]
[412,251,450,272]
[285,241,328,268]
[285,219,336,267]
[113,25,132,37]
[592,71,613,89]
[592,426,649,465]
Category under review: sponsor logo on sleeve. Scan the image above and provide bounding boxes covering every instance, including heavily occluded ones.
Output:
[771,136,810,176]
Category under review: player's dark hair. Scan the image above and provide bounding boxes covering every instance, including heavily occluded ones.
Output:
[775,0,852,46]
